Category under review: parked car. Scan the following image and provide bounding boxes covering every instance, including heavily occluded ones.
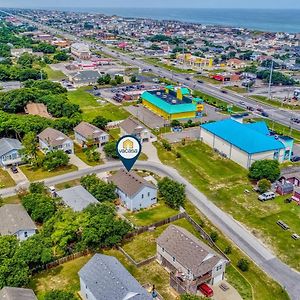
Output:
[185,77,191,81]
[221,90,228,94]
[10,165,18,174]
[197,80,204,83]
[261,111,269,117]
[247,106,255,111]
[258,191,276,201]
[198,283,214,297]
[291,156,300,162]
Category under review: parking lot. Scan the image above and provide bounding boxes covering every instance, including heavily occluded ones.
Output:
[162,127,200,143]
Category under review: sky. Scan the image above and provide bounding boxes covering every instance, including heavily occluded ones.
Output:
[0,0,300,9]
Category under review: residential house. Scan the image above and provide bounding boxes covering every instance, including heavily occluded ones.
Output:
[69,70,101,87]
[0,138,23,167]
[74,121,109,148]
[56,185,99,212]
[10,48,33,57]
[78,254,152,300]
[0,287,37,300]
[109,169,157,211]
[38,127,74,154]
[227,58,247,69]
[119,118,151,143]
[157,225,227,294]
[0,204,37,241]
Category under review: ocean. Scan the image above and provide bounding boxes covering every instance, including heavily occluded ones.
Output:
[54,7,300,33]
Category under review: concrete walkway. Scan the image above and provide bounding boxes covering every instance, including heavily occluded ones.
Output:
[141,142,161,163]
[69,154,90,170]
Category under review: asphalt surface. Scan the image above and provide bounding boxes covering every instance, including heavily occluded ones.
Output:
[1,160,300,300]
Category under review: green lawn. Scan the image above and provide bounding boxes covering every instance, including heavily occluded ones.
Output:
[194,75,222,85]
[155,141,300,273]
[143,57,195,74]
[249,118,300,143]
[29,255,91,299]
[55,179,82,191]
[74,144,103,166]
[138,152,148,161]
[125,201,179,227]
[251,95,299,110]
[68,89,130,122]
[1,195,21,206]
[224,86,247,93]
[0,169,15,188]
[109,128,121,140]
[43,65,67,81]
[20,165,78,182]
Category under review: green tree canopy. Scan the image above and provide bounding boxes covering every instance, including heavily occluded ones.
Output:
[248,160,280,183]
[42,150,70,171]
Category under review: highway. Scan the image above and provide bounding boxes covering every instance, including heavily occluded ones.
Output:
[1,160,300,300]
[2,9,300,132]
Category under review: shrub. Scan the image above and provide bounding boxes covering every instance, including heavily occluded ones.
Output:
[237,258,249,272]
[210,231,218,242]
[257,178,271,193]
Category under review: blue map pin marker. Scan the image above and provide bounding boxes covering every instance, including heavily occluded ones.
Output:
[116,135,142,171]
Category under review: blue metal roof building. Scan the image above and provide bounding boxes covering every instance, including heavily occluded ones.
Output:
[200,119,292,168]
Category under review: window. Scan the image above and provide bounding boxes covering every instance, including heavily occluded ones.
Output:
[216,264,222,271]
[148,192,150,197]
[24,232,28,238]
[162,247,165,252]
[141,194,144,199]
[172,256,176,262]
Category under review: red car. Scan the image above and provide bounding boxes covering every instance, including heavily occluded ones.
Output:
[198,283,214,297]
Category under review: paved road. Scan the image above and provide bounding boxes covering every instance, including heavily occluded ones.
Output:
[1,160,299,300]
[2,10,300,132]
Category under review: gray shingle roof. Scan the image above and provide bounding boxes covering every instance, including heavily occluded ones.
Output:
[71,70,100,83]
[109,169,156,197]
[0,204,37,236]
[120,118,147,135]
[0,287,37,300]
[74,121,107,139]
[78,254,152,300]
[0,138,22,157]
[56,185,99,212]
[157,225,223,277]
[38,127,71,147]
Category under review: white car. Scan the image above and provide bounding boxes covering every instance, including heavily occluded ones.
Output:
[258,192,276,201]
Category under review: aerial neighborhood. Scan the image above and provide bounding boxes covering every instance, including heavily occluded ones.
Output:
[0,5,299,300]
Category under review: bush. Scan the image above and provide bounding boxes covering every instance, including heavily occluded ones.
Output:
[237,258,249,272]
[162,139,172,151]
[176,152,181,158]
[248,160,280,183]
[44,290,76,300]
[257,178,271,193]
[210,231,218,242]
[42,150,69,171]
[224,245,232,255]
[103,141,118,159]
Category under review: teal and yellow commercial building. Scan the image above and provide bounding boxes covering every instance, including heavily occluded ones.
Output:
[141,86,204,120]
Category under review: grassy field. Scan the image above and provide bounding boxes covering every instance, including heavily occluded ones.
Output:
[68,89,130,122]
[155,141,300,272]
[143,57,194,74]
[0,169,15,188]
[43,65,67,81]
[125,201,179,227]
[194,75,222,85]
[29,255,91,299]
[251,95,299,110]
[1,195,21,206]
[74,144,103,166]
[224,86,248,93]
[250,118,300,142]
[138,152,148,161]
[109,128,120,140]
[20,165,78,182]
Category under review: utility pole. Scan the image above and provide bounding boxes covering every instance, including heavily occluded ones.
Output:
[268,60,274,100]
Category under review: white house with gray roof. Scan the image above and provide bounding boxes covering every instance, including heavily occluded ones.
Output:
[0,138,23,167]
[109,169,157,211]
[0,287,37,300]
[0,204,37,241]
[119,118,152,143]
[78,254,152,300]
[56,185,98,212]
[157,225,227,294]
[38,127,74,154]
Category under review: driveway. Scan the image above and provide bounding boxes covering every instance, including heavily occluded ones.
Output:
[6,166,29,186]
[141,142,160,163]
[69,154,90,170]
[212,281,242,300]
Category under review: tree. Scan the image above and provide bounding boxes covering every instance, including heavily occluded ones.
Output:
[224,245,232,255]
[29,182,46,194]
[91,116,111,130]
[257,178,271,193]
[17,53,34,68]
[237,258,249,272]
[210,231,218,242]
[103,141,118,159]
[42,150,70,171]
[130,75,137,83]
[20,132,39,166]
[44,290,77,300]
[170,120,181,127]
[97,74,111,85]
[53,51,69,61]
[84,147,101,162]
[22,193,56,223]
[115,75,124,85]
[158,177,185,209]
[248,160,280,183]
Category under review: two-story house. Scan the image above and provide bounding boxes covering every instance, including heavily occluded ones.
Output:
[109,169,157,211]
[78,254,152,300]
[0,204,37,241]
[74,121,109,148]
[0,138,23,167]
[157,225,228,294]
[38,127,74,154]
[119,118,151,143]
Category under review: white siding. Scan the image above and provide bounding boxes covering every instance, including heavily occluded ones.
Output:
[16,229,36,241]
[80,278,97,300]
[211,259,226,285]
